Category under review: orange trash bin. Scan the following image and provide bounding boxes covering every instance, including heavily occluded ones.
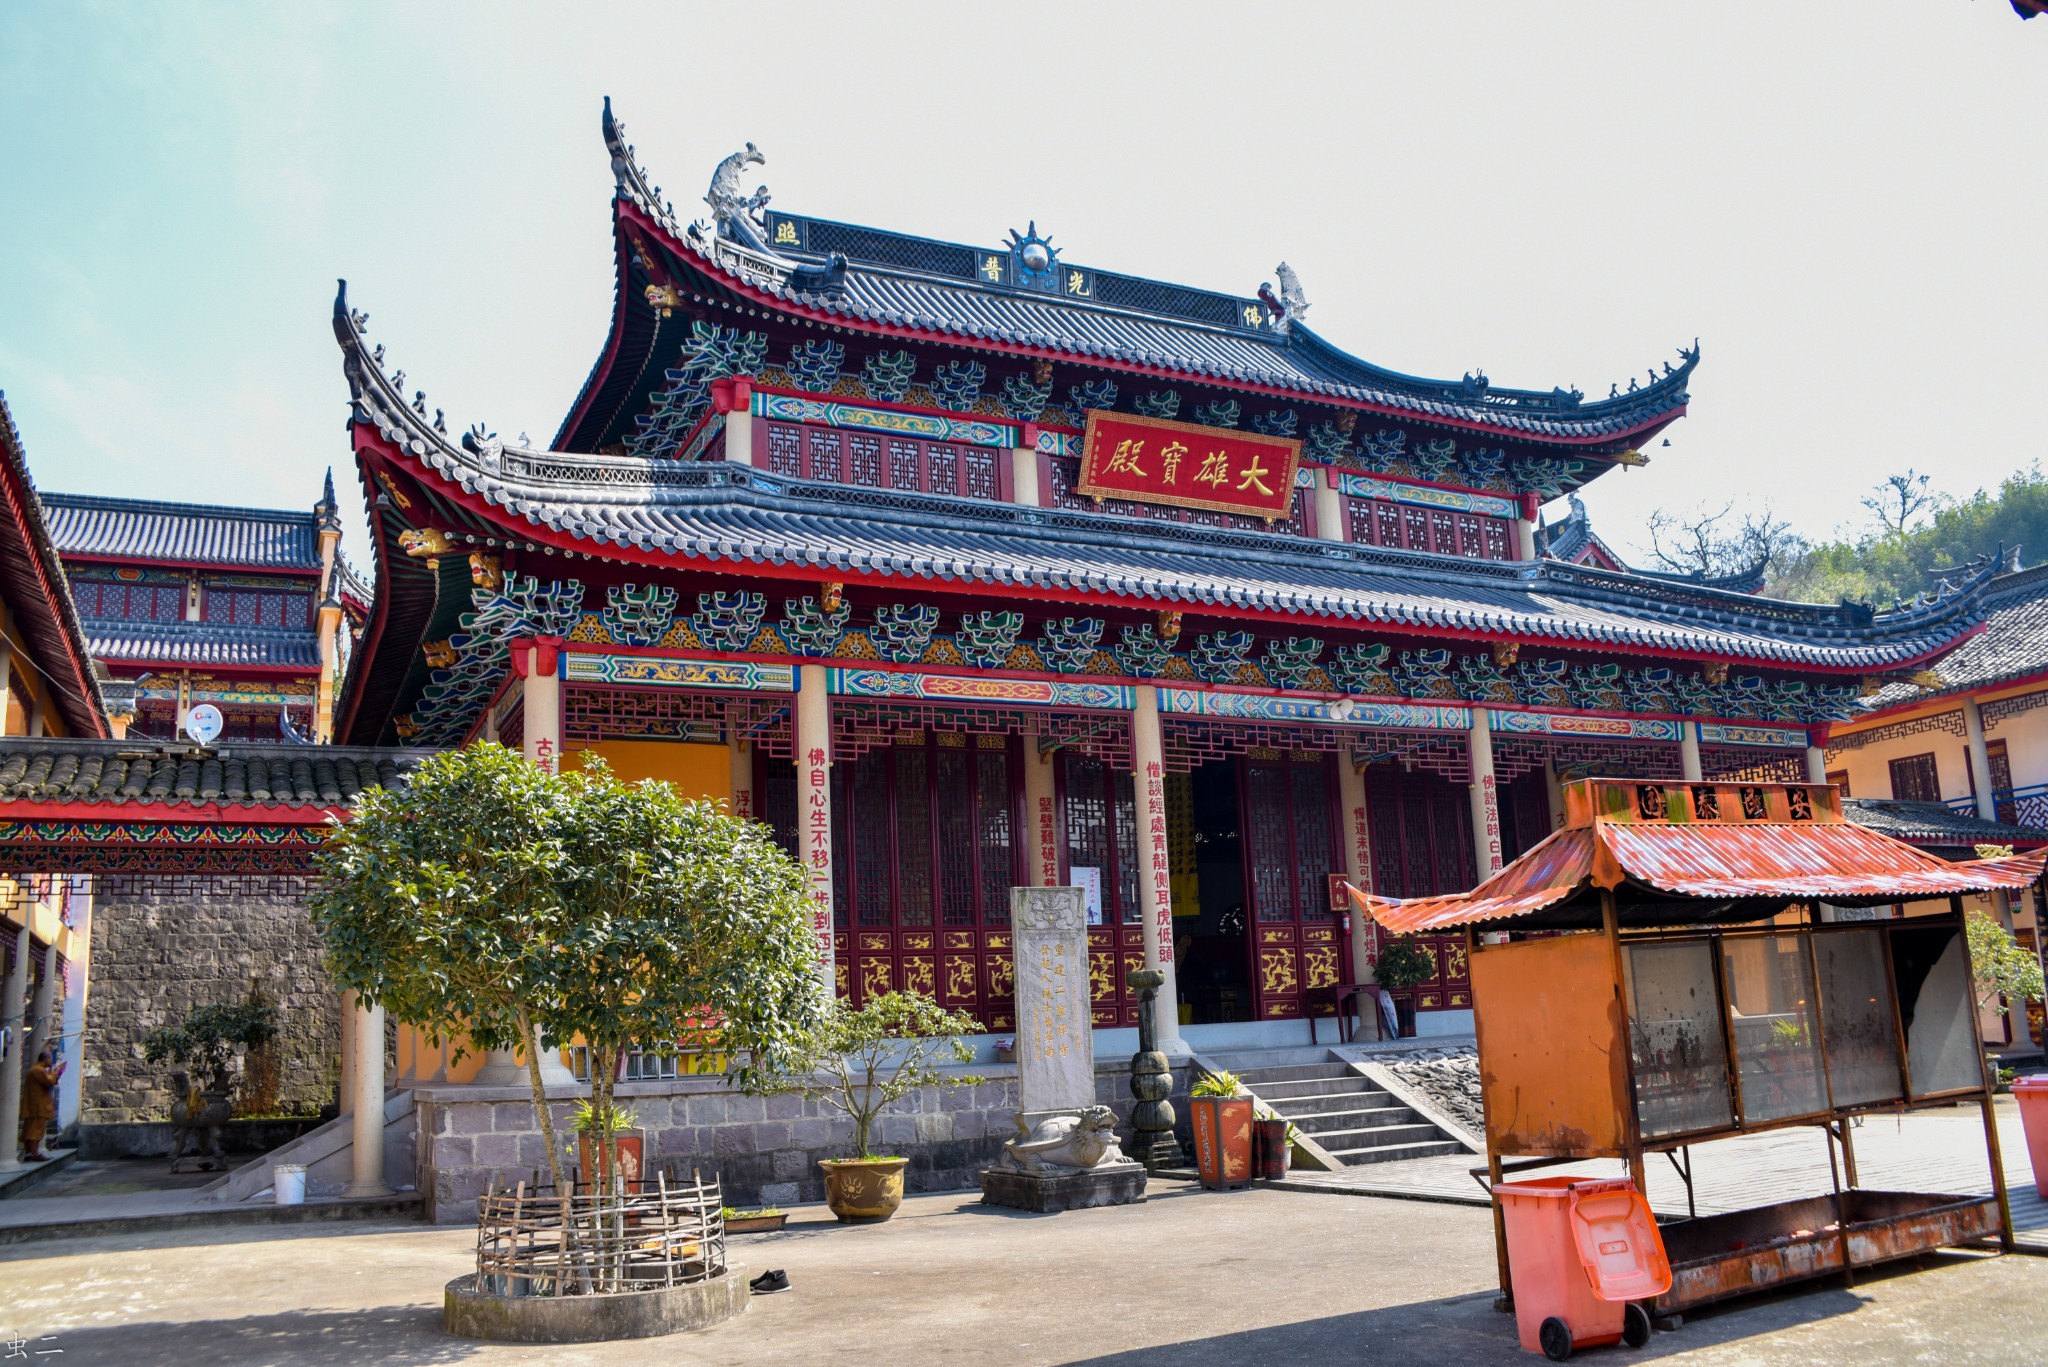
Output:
[1494,1176,1670,1360]
[2015,1076,2048,1199]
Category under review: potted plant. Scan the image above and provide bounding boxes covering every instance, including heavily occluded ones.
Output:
[144,997,278,1169]
[1187,1069,1254,1190]
[752,990,982,1224]
[722,1205,788,1234]
[571,1100,645,1193]
[1966,907,2046,1084]
[1372,937,1436,1037]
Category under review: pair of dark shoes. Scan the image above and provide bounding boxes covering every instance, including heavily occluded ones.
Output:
[749,1269,790,1295]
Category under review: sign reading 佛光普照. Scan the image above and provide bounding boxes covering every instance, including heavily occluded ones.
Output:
[1075,412,1303,521]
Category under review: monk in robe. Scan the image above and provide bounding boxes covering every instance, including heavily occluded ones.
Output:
[19,1049,63,1161]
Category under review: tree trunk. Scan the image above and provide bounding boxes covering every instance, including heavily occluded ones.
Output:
[516,1004,585,1295]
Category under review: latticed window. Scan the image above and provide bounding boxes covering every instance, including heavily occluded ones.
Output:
[1059,753,1139,924]
[1888,752,1941,804]
[1365,763,1474,899]
[830,732,1021,930]
[73,580,184,622]
[203,586,311,630]
[1237,752,1338,924]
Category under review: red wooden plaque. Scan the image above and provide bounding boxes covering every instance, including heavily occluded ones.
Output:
[1075,411,1302,521]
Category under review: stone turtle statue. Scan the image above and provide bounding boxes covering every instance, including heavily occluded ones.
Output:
[997,1104,1127,1173]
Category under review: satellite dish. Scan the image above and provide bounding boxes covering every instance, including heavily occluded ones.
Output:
[185,704,225,746]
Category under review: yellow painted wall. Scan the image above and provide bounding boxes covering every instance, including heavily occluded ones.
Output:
[1828,686,2048,802]
[563,740,732,804]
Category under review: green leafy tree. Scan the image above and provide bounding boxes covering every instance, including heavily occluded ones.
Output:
[310,744,822,1218]
[144,999,278,1094]
[310,744,578,1202]
[1967,909,2046,1020]
[552,758,820,1190]
[751,991,981,1159]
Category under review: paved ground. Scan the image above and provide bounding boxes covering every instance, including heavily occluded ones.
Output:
[4,1183,2046,1366]
[1276,1095,2048,1253]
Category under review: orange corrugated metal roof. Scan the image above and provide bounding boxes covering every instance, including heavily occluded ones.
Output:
[1350,785,2048,935]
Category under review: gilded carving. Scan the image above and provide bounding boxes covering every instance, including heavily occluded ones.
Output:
[1259,949,1298,996]
[1303,946,1339,990]
[944,956,978,1001]
[861,959,893,998]
[903,957,936,997]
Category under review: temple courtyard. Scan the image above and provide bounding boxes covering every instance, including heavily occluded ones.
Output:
[2,1182,2043,1366]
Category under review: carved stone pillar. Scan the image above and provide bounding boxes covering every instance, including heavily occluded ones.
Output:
[515,639,562,775]
[1126,968,1179,1172]
[1680,724,1704,782]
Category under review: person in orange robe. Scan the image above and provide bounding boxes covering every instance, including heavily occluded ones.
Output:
[19,1050,63,1161]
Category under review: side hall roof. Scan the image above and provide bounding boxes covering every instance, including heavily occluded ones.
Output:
[43,492,323,572]
[0,737,427,811]
[78,621,321,671]
[1860,562,2048,711]
[0,394,107,738]
[337,284,1988,674]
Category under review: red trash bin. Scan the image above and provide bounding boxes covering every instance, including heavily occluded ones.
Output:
[2015,1076,2048,1199]
[1494,1176,1670,1360]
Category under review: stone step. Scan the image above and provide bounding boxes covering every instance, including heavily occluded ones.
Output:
[1257,1089,1400,1117]
[1300,1121,1445,1150]
[1229,1062,1357,1085]
[1278,1105,1422,1135]
[1202,1048,1336,1070]
[1324,1138,1470,1166]
[1241,1075,1377,1100]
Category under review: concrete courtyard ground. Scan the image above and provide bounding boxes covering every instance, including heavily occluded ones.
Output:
[3,1183,2045,1366]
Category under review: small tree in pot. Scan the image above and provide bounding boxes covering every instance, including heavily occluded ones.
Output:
[752,991,982,1223]
[1371,937,1437,1037]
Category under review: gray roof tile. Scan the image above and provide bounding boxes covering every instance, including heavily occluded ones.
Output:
[43,492,321,570]
[0,738,428,810]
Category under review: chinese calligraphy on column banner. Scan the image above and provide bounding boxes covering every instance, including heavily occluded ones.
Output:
[1076,412,1302,521]
[1143,760,1174,964]
[802,746,835,966]
[1477,772,1504,875]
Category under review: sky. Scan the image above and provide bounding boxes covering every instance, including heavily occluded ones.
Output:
[1,2,2043,568]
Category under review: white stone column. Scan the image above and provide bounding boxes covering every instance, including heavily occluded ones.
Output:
[1023,726,1059,887]
[57,889,89,1133]
[1515,494,1540,561]
[1964,698,1998,822]
[1805,744,1829,786]
[1314,467,1346,543]
[728,736,755,823]
[717,378,755,466]
[343,996,393,1197]
[1130,686,1185,1053]
[1680,724,1704,782]
[337,990,357,1118]
[520,642,562,776]
[473,1028,575,1086]
[1467,708,1504,882]
[1009,443,1042,507]
[0,919,29,1165]
[0,637,13,736]
[796,664,836,999]
[27,947,57,1069]
[1337,758,1377,989]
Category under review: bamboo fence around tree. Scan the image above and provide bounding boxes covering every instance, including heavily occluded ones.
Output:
[474,1167,729,1297]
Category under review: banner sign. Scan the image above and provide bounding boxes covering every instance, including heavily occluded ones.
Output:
[1076,412,1302,520]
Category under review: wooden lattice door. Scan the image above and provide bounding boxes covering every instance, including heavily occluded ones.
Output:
[1238,751,1346,1021]
[1056,754,1147,1028]
[1363,763,1476,1014]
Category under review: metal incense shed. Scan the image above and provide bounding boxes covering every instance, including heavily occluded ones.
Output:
[1350,777,2046,1319]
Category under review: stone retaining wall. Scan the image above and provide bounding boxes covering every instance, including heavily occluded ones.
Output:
[411,1060,1193,1224]
[83,876,339,1124]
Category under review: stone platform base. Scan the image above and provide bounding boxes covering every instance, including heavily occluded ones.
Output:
[443,1267,749,1342]
[979,1161,1147,1213]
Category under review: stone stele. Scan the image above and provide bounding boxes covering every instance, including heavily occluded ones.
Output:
[1009,886,1093,1121]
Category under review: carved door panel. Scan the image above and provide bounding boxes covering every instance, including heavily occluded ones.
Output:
[1363,763,1477,1019]
[1056,754,1145,1027]
[1240,752,1344,1021]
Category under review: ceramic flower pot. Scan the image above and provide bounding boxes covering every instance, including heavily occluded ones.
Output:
[820,1156,909,1223]
[1187,1095,1254,1190]
[1253,1117,1290,1181]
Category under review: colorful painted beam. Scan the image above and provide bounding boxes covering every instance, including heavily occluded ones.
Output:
[1334,472,1520,521]
[561,653,797,692]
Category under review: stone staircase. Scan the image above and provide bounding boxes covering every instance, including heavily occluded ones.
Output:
[1204,1048,1465,1167]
